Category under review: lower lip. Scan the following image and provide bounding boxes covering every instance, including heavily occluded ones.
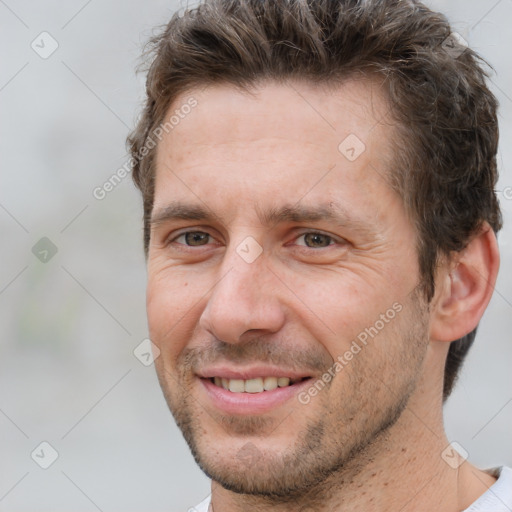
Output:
[199,377,313,415]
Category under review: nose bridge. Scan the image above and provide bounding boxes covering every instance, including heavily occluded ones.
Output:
[215,233,270,300]
[199,240,284,343]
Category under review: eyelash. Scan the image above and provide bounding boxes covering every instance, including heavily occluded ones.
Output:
[167,230,339,250]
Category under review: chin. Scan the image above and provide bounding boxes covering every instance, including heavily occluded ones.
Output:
[195,450,312,499]
[181,418,337,500]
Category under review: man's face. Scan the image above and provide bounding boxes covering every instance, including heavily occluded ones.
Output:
[147,79,432,496]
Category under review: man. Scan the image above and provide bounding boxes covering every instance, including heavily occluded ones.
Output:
[128,0,511,510]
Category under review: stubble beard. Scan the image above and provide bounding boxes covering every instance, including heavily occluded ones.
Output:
[155,294,430,502]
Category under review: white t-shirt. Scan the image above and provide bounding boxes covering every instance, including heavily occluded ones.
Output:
[189,494,210,512]
[190,466,512,512]
[462,467,512,511]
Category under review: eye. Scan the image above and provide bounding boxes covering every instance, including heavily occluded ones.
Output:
[166,229,341,250]
[171,231,212,246]
[295,231,336,248]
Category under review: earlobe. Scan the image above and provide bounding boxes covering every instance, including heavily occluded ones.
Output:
[430,223,500,343]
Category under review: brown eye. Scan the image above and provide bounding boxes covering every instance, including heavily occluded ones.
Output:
[297,232,334,248]
[175,231,211,246]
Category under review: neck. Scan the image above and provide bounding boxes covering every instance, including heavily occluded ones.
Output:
[209,385,496,512]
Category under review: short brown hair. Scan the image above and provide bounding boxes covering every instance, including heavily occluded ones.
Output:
[128,0,502,401]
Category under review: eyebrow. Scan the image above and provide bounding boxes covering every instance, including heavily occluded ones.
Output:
[150,201,376,235]
[151,202,215,225]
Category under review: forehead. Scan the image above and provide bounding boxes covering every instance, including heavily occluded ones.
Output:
[159,78,391,158]
[152,78,398,223]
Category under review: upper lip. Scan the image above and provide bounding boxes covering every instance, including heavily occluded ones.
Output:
[196,365,313,380]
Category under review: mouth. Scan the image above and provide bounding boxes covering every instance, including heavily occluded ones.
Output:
[196,367,315,415]
[207,376,310,393]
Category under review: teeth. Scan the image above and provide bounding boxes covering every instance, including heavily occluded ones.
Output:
[244,378,264,393]
[277,377,290,387]
[228,379,245,393]
[263,376,278,391]
[212,376,300,393]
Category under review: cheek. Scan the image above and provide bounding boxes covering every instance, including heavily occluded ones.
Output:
[146,269,204,358]
[283,270,400,355]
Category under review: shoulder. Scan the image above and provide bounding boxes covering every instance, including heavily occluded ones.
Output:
[188,494,211,512]
[463,466,512,512]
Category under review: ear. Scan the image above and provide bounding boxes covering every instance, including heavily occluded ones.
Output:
[430,223,500,343]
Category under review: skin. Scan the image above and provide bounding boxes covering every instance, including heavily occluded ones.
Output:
[146,78,500,511]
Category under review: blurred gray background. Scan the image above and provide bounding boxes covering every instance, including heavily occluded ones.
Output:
[0,1,511,511]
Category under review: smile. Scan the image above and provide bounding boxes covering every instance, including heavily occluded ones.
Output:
[210,376,308,393]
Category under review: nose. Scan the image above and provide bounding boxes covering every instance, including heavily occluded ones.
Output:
[198,247,286,344]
